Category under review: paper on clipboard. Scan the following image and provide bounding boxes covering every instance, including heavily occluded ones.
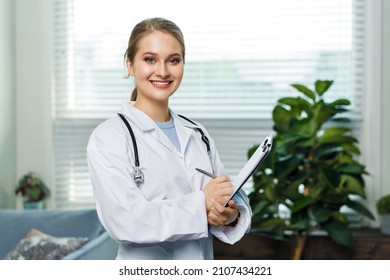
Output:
[223,135,273,207]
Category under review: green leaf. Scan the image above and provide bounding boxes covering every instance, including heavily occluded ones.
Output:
[338,154,354,164]
[273,105,292,132]
[315,80,333,96]
[329,99,351,107]
[336,163,366,175]
[320,165,341,188]
[345,199,375,220]
[291,196,314,213]
[291,84,316,101]
[278,97,302,118]
[291,117,318,137]
[295,137,315,148]
[322,192,348,204]
[257,217,285,228]
[278,97,300,107]
[342,143,361,155]
[332,211,350,224]
[331,117,351,123]
[314,144,344,159]
[276,156,302,180]
[308,184,326,200]
[311,205,333,223]
[264,184,276,201]
[279,133,306,143]
[337,174,365,196]
[252,200,271,216]
[287,170,311,189]
[321,218,352,246]
[290,211,310,230]
[273,105,291,122]
[322,127,351,138]
[333,108,349,114]
[319,135,357,145]
[26,188,41,200]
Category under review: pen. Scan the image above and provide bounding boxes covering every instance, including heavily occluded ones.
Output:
[195,168,217,179]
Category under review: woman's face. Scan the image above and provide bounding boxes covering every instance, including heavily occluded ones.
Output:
[127,31,184,104]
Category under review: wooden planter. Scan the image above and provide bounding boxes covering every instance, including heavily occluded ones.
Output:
[213,228,390,260]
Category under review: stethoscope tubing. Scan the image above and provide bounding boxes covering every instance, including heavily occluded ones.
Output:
[118,113,140,167]
[118,112,213,183]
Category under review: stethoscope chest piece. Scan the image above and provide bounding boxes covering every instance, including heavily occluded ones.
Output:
[133,166,144,184]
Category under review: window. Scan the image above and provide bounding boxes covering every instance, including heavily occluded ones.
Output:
[52,0,364,209]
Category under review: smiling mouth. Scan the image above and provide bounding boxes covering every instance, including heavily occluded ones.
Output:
[150,80,172,88]
[151,81,171,85]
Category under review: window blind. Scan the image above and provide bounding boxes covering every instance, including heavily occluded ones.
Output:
[52,0,365,209]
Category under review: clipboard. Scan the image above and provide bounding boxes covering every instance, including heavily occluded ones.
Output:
[223,135,273,207]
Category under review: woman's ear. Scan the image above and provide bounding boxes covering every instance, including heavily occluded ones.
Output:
[126,58,134,76]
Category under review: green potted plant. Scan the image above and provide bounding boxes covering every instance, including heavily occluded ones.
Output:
[248,80,375,259]
[376,194,390,234]
[15,172,50,210]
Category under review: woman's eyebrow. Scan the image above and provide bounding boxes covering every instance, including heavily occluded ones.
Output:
[141,52,157,56]
[141,52,182,57]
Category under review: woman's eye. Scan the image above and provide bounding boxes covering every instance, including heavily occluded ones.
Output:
[169,58,181,65]
[144,57,155,64]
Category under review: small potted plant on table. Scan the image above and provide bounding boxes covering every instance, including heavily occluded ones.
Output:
[376,194,390,234]
[15,172,50,210]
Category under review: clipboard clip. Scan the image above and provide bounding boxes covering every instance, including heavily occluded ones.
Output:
[262,137,272,152]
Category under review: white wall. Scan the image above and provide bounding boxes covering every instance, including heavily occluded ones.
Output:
[362,0,390,225]
[14,0,53,208]
[0,0,16,208]
[382,0,390,199]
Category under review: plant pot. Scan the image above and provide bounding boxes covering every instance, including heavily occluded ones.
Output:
[23,200,44,210]
[379,214,390,235]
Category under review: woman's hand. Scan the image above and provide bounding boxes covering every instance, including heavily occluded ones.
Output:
[207,199,239,227]
[202,176,233,212]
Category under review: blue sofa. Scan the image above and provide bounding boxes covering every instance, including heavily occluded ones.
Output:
[0,208,118,260]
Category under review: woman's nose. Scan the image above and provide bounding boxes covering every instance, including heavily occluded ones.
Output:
[156,62,169,78]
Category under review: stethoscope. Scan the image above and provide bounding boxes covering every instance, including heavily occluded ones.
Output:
[118,113,213,184]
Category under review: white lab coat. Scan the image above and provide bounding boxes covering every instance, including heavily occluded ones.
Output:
[87,101,251,260]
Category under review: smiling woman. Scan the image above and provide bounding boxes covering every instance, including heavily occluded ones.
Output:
[86,17,252,260]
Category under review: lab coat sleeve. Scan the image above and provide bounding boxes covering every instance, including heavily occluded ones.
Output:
[87,119,209,245]
[210,188,252,244]
[200,126,252,244]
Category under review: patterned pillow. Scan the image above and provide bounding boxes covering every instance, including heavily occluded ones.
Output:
[4,229,88,260]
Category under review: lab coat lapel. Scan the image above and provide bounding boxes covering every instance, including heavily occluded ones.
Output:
[153,129,181,156]
[171,111,196,155]
[175,123,192,155]
[121,102,182,157]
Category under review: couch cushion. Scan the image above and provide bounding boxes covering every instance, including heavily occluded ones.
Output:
[0,209,104,259]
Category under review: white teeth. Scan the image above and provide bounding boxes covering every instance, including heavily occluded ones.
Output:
[152,81,169,85]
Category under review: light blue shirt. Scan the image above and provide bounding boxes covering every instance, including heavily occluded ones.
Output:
[154,117,181,151]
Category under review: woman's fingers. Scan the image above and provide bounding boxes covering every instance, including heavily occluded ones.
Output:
[207,199,238,227]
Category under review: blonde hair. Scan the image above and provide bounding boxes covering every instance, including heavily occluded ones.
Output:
[124,18,186,101]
